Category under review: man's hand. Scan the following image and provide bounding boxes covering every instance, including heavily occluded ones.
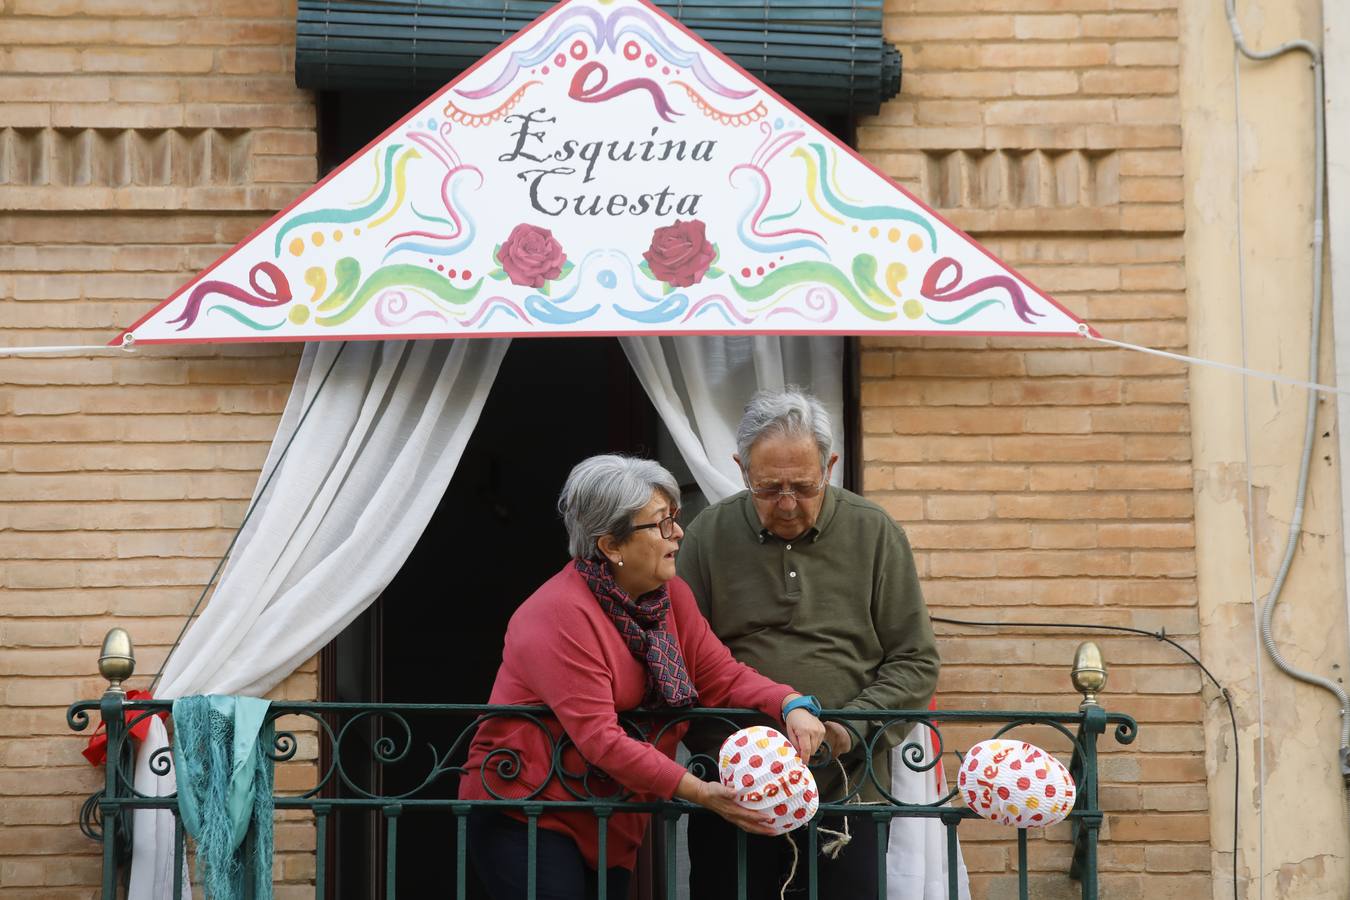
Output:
[821,720,854,760]
[783,708,825,763]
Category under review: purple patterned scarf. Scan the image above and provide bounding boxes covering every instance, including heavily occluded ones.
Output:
[574,558,698,708]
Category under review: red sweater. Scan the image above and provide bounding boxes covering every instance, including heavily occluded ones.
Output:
[459,564,795,870]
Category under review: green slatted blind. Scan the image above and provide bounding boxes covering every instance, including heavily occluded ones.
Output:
[296,0,901,117]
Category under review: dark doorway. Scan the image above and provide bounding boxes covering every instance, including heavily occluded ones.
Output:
[383,337,659,705]
[322,337,666,898]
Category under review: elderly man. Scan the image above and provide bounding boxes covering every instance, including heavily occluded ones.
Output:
[677,388,940,900]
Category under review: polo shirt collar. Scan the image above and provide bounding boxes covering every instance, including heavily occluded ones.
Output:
[739,486,839,544]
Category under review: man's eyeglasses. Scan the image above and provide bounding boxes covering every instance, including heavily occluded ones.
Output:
[747,476,828,502]
[632,511,681,539]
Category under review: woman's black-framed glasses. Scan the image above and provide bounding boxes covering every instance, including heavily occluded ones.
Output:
[632,511,681,539]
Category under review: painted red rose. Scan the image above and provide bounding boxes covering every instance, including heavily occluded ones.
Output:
[643,219,715,288]
[497,223,566,288]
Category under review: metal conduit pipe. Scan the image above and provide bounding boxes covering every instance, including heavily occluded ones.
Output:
[1223,1,1350,774]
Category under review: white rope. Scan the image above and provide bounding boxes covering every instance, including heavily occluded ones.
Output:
[779,757,857,900]
[1080,325,1349,396]
[0,335,136,356]
[4,328,1346,400]
[0,344,136,356]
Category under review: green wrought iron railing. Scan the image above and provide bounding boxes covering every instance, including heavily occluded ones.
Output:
[69,688,1135,899]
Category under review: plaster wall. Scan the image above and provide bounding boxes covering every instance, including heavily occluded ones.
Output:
[1328,0,1350,702]
[1180,0,1350,896]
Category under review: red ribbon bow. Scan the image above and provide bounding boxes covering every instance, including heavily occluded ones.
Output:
[928,696,944,794]
[81,690,168,767]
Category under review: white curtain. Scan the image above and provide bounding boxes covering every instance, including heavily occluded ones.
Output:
[622,335,970,900]
[619,335,847,495]
[888,735,972,899]
[129,338,509,898]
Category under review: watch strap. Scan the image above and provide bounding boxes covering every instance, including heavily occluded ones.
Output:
[782,694,822,717]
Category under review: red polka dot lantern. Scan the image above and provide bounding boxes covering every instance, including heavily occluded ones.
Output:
[957,739,1076,828]
[718,726,818,834]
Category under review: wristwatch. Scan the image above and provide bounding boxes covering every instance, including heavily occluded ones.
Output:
[782,694,822,717]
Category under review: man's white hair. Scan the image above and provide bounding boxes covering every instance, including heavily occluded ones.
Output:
[735,387,832,471]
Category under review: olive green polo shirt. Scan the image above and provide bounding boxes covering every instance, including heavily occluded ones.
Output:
[677,486,940,802]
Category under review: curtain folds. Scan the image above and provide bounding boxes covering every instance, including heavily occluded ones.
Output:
[618,335,847,497]
[887,733,974,899]
[129,338,510,898]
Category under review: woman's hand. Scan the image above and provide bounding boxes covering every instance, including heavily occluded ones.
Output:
[783,708,826,763]
[676,773,777,835]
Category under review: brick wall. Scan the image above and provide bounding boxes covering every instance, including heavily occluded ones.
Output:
[0,0,313,894]
[862,0,1203,896]
[0,0,1201,896]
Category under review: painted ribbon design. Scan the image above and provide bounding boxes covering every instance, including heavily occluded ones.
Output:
[455,6,606,99]
[459,6,752,103]
[568,61,680,123]
[525,294,599,324]
[273,145,409,256]
[463,297,534,328]
[606,8,754,99]
[682,294,753,325]
[793,144,939,251]
[316,262,482,326]
[374,290,448,327]
[731,257,895,323]
[920,257,1042,325]
[766,287,839,323]
[614,292,687,323]
[170,261,291,331]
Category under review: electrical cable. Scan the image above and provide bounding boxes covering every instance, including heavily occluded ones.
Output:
[931,615,1239,899]
[1227,0,1344,732]
[148,342,350,693]
[1223,3,1346,894]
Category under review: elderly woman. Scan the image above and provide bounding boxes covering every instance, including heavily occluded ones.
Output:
[459,454,825,900]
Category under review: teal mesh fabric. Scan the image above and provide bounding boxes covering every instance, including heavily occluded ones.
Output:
[172,696,275,899]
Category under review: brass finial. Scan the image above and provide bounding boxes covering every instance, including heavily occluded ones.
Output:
[1071,641,1106,708]
[98,628,135,694]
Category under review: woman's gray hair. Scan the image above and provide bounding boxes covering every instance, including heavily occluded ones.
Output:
[736,388,833,471]
[559,454,682,560]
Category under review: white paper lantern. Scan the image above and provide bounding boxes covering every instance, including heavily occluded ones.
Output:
[718,725,819,834]
[957,739,1076,828]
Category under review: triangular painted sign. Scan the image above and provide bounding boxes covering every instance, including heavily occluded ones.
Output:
[116,0,1093,345]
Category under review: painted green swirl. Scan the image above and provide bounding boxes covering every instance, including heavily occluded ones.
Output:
[316,257,362,313]
[926,298,1005,324]
[850,254,896,308]
[801,143,939,251]
[273,144,402,256]
[316,262,483,326]
[730,258,895,322]
[207,305,285,330]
